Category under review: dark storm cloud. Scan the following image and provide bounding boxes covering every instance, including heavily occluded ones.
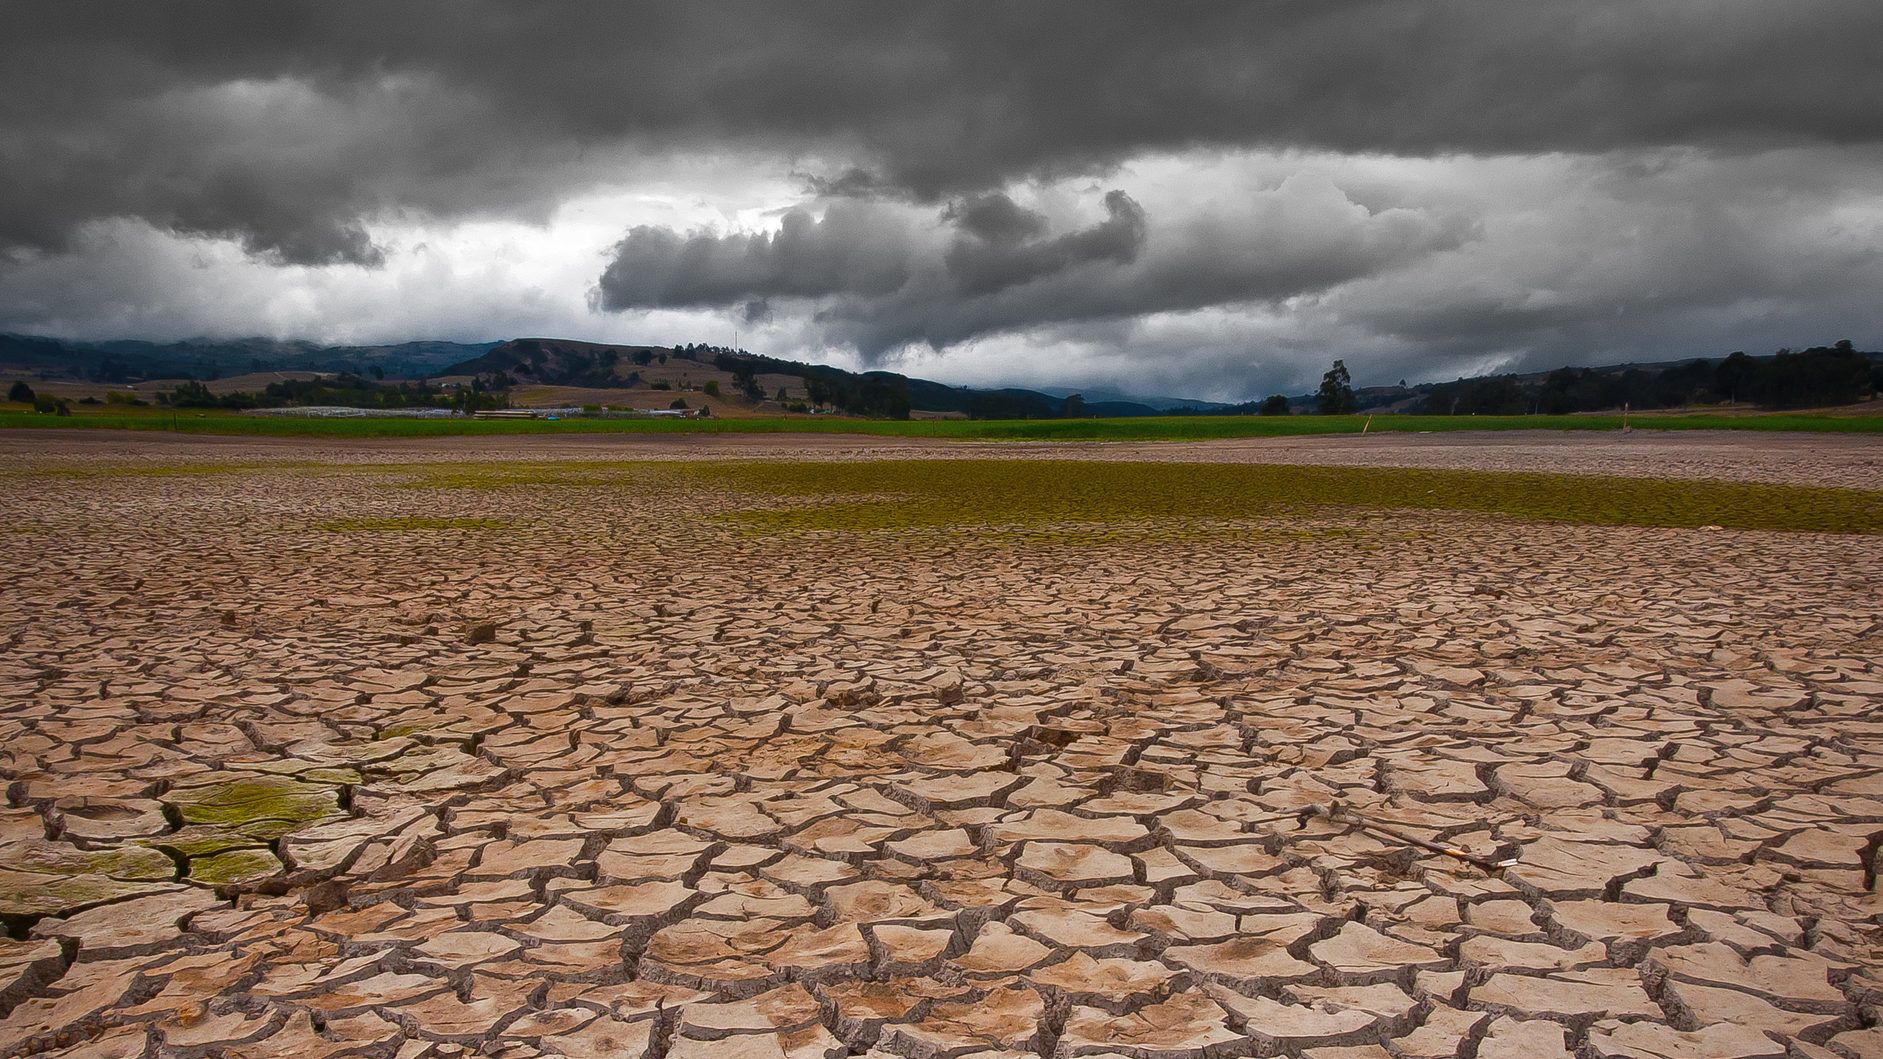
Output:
[3,0,1881,263]
[841,179,1466,358]
[593,176,1468,358]
[3,0,1881,393]
[946,195,1051,246]
[592,200,914,310]
[945,191,1146,296]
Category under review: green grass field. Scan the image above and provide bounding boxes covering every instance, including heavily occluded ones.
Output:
[3,406,1881,439]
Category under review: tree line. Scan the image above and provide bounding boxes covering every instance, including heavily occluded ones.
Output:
[153,373,512,413]
[1405,342,1878,415]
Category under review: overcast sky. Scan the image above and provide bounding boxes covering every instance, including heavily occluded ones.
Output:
[2,2,1879,399]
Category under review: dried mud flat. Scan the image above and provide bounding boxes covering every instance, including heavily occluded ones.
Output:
[6,427,1883,489]
[2,434,1882,1059]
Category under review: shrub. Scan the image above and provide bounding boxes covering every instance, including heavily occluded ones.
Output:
[7,381,34,404]
[703,380,721,397]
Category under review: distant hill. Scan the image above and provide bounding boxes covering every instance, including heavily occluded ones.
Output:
[1032,384,1232,413]
[0,333,497,383]
[445,337,662,388]
[6,330,1876,417]
[1351,344,1883,415]
[448,338,1162,419]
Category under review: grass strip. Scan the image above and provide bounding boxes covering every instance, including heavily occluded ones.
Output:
[679,459,1883,535]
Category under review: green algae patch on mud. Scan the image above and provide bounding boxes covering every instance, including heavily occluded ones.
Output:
[138,827,262,859]
[299,767,364,786]
[185,848,284,888]
[5,843,175,882]
[0,868,161,918]
[163,775,344,829]
[681,459,1883,536]
[377,722,435,741]
[232,759,365,786]
[379,460,670,492]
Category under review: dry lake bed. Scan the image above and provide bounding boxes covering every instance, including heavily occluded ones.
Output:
[2,430,1881,1058]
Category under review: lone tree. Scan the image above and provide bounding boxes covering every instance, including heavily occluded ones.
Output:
[1715,351,1753,405]
[7,381,34,404]
[1061,393,1086,418]
[1259,394,1290,416]
[1316,360,1355,415]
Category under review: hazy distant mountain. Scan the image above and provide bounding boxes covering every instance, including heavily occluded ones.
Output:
[1031,384,1232,412]
[0,333,498,382]
[7,331,1875,415]
[448,338,1165,419]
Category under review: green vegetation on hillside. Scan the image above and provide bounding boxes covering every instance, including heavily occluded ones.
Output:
[1406,342,1880,414]
[156,372,510,413]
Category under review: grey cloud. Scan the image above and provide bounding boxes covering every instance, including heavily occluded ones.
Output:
[830,179,1465,358]
[0,71,521,265]
[589,144,1883,394]
[4,1,1882,263]
[1320,149,1883,372]
[945,194,1050,245]
[944,191,1146,296]
[597,178,1465,359]
[592,200,914,311]
[4,1,1881,396]
[800,167,899,201]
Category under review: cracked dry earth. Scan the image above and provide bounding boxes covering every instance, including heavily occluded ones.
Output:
[3,443,1883,1059]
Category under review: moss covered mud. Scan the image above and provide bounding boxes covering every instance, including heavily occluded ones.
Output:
[672,459,1883,535]
[162,775,344,829]
[18,450,1882,536]
[0,772,353,919]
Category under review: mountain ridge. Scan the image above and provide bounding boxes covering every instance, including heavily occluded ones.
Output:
[4,332,1877,417]
[446,338,1163,419]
